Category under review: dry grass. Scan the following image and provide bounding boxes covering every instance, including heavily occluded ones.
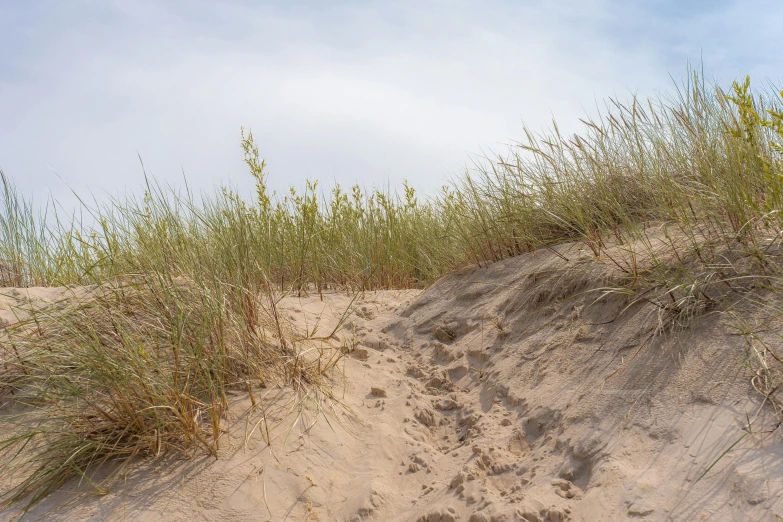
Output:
[0,270,347,510]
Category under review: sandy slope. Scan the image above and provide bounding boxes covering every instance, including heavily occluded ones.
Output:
[2,244,783,521]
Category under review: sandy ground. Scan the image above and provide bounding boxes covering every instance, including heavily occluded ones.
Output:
[2,244,783,521]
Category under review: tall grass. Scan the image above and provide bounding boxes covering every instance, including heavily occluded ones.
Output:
[0,133,460,292]
[2,68,783,508]
[0,224,349,511]
[447,74,783,262]
[3,73,782,293]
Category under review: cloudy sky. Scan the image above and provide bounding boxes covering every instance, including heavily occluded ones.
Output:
[1,0,782,209]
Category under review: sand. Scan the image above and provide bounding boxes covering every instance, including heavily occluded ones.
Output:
[2,244,782,521]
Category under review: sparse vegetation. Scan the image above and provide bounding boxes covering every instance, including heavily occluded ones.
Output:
[2,68,783,509]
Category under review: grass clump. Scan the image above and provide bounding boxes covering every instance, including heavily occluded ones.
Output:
[0,174,353,509]
[447,73,783,264]
[0,271,346,510]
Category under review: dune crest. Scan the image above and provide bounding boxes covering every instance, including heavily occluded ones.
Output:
[3,243,782,521]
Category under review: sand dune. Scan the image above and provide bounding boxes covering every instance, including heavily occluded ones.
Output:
[2,243,783,521]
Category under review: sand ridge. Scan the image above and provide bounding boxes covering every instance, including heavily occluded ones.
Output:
[2,244,783,521]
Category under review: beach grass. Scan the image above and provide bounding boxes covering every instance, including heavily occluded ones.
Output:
[2,68,783,509]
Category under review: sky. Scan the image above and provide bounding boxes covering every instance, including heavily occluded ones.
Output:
[1,0,782,211]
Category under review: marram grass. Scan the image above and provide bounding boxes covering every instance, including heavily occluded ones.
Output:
[2,69,783,509]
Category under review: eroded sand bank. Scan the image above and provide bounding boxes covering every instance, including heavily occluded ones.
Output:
[2,245,782,521]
